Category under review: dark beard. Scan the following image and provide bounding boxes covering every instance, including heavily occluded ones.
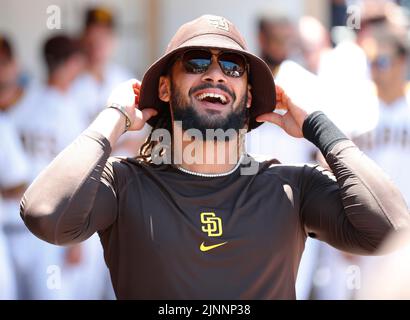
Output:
[171,83,249,140]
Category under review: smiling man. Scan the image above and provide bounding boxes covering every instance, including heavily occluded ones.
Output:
[20,15,410,299]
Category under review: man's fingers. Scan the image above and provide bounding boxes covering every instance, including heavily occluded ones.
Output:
[134,91,140,106]
[275,85,285,104]
[131,108,157,130]
[256,112,284,127]
[275,85,293,109]
[131,79,141,97]
[133,80,141,92]
[275,84,284,94]
[133,80,142,106]
[141,108,158,121]
[128,78,139,86]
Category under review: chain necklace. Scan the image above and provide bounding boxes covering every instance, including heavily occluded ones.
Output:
[176,154,244,178]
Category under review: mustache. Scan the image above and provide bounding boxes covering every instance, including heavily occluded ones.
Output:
[189,83,236,101]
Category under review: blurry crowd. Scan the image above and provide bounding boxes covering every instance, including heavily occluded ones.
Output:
[249,0,410,300]
[1,0,410,299]
[0,7,139,300]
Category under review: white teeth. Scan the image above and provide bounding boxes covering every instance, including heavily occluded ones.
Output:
[196,92,227,104]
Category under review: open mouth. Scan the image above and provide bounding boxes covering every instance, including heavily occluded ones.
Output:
[195,91,230,106]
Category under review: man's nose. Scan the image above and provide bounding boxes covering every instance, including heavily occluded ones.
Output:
[201,59,227,84]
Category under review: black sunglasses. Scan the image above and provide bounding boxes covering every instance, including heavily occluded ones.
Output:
[179,49,248,78]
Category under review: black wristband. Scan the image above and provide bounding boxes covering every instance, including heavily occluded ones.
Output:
[302,111,348,157]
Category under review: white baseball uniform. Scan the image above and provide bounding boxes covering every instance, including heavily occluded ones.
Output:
[354,96,410,205]
[7,84,113,299]
[0,114,29,299]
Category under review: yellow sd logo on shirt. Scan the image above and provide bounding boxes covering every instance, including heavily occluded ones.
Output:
[200,212,223,237]
[200,212,227,252]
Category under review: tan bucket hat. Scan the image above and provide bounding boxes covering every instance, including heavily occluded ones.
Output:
[139,14,276,131]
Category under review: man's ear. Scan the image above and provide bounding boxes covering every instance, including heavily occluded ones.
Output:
[246,84,252,108]
[158,76,171,102]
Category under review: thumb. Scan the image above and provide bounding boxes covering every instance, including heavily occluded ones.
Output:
[256,112,284,128]
[132,79,141,87]
[141,108,158,122]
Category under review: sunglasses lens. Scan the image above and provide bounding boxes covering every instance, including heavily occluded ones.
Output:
[182,50,212,74]
[219,52,246,77]
[180,50,247,77]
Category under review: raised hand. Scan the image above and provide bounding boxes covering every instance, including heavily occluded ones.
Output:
[255,85,309,138]
[107,79,157,131]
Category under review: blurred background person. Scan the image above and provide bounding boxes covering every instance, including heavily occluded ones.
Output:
[246,9,320,300]
[298,16,332,74]
[311,1,410,300]
[297,4,380,299]
[11,34,86,189]
[0,114,30,300]
[70,6,149,157]
[70,6,129,123]
[10,34,113,299]
[0,35,26,113]
[0,34,40,299]
[256,11,299,76]
[351,23,410,299]
[356,24,410,202]
[248,10,315,165]
[0,34,35,118]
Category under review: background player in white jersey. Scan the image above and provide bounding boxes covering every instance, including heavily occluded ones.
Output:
[355,25,410,203]
[10,34,113,299]
[12,35,87,177]
[349,22,410,299]
[0,115,30,299]
[0,34,41,299]
[70,7,149,157]
[312,8,410,299]
[246,12,318,299]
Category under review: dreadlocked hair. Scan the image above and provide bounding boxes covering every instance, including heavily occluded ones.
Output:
[135,102,173,164]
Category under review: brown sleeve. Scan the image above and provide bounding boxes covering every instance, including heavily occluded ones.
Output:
[20,130,118,245]
[300,134,410,255]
